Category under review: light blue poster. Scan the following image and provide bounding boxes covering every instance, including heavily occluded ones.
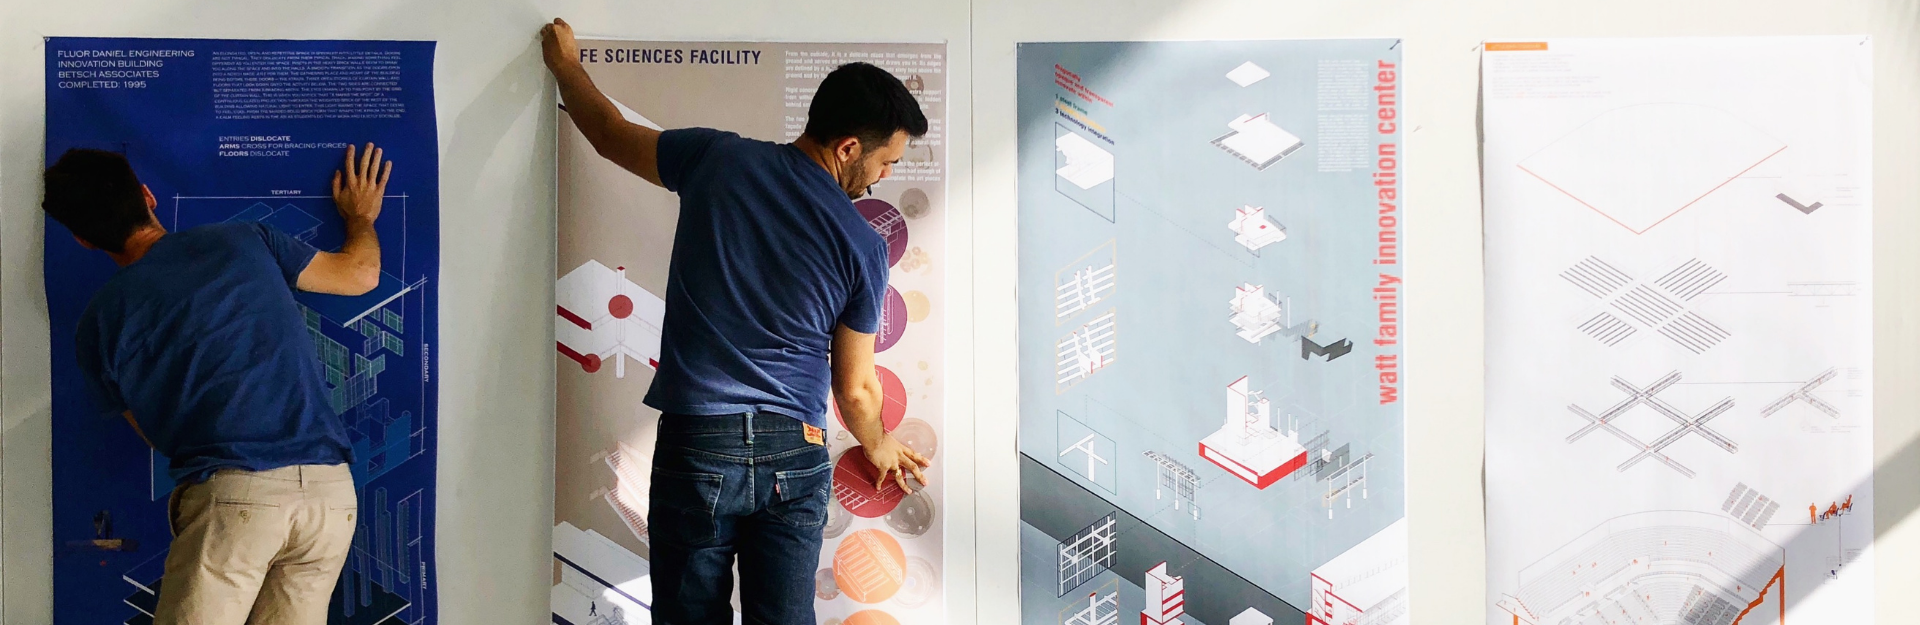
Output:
[1018,41,1406,625]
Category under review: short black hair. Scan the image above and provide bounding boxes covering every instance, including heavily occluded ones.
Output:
[43,148,152,254]
[802,62,929,148]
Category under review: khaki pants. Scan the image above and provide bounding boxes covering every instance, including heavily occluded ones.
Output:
[154,464,358,625]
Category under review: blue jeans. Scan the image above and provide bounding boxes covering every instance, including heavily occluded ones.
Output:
[649,413,831,625]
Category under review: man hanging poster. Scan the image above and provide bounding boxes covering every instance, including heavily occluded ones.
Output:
[551,38,948,625]
[1017,40,1408,625]
[1482,37,1873,625]
[43,37,441,624]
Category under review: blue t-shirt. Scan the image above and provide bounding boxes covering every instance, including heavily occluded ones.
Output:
[645,128,891,427]
[75,222,352,484]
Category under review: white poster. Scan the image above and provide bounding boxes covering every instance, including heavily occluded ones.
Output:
[1483,37,1873,625]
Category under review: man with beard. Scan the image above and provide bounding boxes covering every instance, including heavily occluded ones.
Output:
[542,18,932,625]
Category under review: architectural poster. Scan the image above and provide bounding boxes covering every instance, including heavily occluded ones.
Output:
[552,39,949,625]
[1483,37,1874,625]
[1017,40,1409,625]
[43,37,442,625]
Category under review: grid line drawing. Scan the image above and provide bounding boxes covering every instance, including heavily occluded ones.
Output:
[1560,256,1632,297]
[1561,256,1732,353]
[1566,371,1737,478]
[1759,367,1841,418]
[1057,513,1118,596]
[1578,312,1637,346]
[1655,259,1729,301]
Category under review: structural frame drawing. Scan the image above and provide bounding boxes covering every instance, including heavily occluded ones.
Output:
[1759,367,1840,418]
[1062,580,1122,625]
[1056,310,1119,391]
[1565,371,1737,479]
[1057,513,1119,597]
[1143,450,1202,520]
[1055,240,1119,325]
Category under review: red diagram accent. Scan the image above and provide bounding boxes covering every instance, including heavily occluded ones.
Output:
[833,448,908,518]
[556,305,592,330]
[557,341,601,373]
[608,294,634,319]
[1518,145,1785,235]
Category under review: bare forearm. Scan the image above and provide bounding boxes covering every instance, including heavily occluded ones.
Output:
[554,60,623,149]
[837,385,887,448]
[339,217,381,284]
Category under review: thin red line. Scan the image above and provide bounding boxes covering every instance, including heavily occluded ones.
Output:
[1517,164,1635,232]
[556,341,590,366]
[556,305,592,330]
[1641,145,1787,233]
[1519,144,1786,235]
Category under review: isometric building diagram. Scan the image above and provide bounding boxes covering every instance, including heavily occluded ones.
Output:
[1228,206,1286,252]
[555,259,667,377]
[1142,562,1189,625]
[1020,40,1405,625]
[1199,376,1309,489]
[1213,113,1305,170]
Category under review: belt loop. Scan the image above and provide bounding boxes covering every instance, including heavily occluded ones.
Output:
[744,412,754,445]
[299,466,308,489]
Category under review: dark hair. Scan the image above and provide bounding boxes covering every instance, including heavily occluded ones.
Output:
[43,148,152,253]
[802,62,929,149]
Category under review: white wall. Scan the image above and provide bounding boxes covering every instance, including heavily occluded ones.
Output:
[3,1,1916,624]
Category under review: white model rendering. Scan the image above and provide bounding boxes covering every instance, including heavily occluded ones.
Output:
[1056,131,1117,190]
[1229,205,1286,251]
[1199,376,1309,490]
[1228,284,1286,343]
[1213,114,1304,170]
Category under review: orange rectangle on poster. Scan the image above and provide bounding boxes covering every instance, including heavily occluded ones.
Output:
[1486,42,1549,51]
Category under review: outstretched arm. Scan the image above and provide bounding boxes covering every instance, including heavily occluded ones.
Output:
[299,143,388,295]
[543,18,663,186]
[831,324,931,492]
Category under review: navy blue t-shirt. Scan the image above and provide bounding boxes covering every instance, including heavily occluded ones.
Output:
[645,128,891,427]
[75,222,352,484]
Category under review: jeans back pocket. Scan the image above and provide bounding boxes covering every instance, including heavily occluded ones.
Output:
[769,461,834,529]
[649,469,726,546]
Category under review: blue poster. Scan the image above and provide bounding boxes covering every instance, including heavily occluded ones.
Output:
[44,38,439,624]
